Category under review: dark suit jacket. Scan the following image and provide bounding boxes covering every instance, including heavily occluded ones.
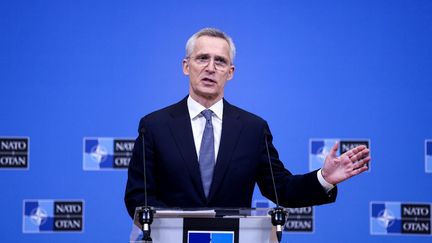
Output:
[124,97,336,218]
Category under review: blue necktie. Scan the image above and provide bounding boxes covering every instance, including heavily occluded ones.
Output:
[199,109,215,198]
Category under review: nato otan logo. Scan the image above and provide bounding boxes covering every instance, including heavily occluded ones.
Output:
[23,200,84,233]
[309,138,370,171]
[370,201,431,235]
[426,139,432,173]
[285,207,314,233]
[188,231,234,243]
[0,137,29,169]
[254,200,314,233]
[83,137,135,170]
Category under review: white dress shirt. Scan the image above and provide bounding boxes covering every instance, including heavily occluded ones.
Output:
[187,96,223,161]
[187,95,334,192]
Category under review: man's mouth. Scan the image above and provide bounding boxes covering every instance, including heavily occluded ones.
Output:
[201,77,216,84]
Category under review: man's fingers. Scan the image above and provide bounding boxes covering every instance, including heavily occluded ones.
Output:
[353,149,370,161]
[346,147,369,162]
[350,165,369,176]
[353,156,370,170]
[345,145,367,158]
[330,142,339,157]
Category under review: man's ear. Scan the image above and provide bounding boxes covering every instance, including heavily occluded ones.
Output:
[227,65,235,80]
[182,59,190,75]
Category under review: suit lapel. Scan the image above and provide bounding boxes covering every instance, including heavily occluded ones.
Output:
[168,97,206,201]
[208,100,243,201]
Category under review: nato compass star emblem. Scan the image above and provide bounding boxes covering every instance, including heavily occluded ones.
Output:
[316,146,330,160]
[377,209,396,228]
[30,207,48,226]
[90,144,108,163]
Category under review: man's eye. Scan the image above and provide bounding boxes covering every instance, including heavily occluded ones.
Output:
[196,56,209,62]
[215,58,227,64]
[215,58,228,65]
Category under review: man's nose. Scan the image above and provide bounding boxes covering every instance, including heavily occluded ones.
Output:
[205,59,216,72]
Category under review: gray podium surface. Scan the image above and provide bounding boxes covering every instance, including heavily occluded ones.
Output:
[130,208,278,243]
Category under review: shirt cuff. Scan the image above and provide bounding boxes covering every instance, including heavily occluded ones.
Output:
[317,169,335,193]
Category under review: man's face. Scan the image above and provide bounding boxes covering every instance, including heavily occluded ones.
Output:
[183,36,235,103]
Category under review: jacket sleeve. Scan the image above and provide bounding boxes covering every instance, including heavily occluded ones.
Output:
[256,122,337,208]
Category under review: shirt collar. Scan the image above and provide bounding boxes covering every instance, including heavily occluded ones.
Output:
[187,95,223,120]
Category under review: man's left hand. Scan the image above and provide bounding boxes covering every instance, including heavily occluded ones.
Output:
[321,142,371,185]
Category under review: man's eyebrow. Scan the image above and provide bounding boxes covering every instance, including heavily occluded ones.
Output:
[195,53,210,58]
[214,55,228,61]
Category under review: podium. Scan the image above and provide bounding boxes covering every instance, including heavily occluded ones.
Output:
[130,207,278,243]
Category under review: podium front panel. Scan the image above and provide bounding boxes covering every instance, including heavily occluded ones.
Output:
[130,216,274,243]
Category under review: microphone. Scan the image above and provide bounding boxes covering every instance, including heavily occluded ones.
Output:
[264,128,288,243]
[139,127,154,242]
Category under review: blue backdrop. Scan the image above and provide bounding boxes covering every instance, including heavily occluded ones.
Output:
[1,0,431,242]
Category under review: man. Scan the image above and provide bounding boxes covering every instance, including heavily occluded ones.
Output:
[124,28,370,219]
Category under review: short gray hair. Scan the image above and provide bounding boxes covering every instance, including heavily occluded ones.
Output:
[185,27,236,63]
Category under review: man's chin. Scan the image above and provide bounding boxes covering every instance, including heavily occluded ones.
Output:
[194,90,221,101]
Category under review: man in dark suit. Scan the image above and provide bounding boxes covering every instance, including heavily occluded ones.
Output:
[124,28,370,219]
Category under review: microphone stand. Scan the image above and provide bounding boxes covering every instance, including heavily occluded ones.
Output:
[264,129,288,243]
[139,128,154,242]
